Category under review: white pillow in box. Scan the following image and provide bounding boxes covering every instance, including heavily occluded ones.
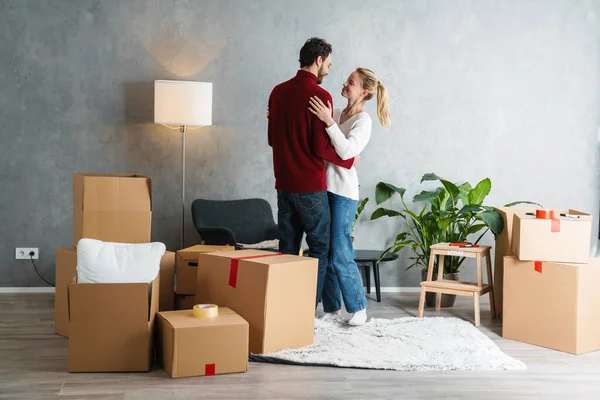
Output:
[76,239,166,284]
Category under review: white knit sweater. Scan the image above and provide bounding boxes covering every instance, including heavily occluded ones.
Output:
[325,109,372,200]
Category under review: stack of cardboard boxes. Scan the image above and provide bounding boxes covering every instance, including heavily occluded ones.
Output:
[495,207,600,355]
[54,173,176,372]
[158,249,319,378]
[55,173,320,378]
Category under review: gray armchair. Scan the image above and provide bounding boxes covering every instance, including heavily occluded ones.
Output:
[191,198,279,248]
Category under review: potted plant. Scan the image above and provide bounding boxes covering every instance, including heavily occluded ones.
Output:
[351,197,369,243]
[371,173,538,307]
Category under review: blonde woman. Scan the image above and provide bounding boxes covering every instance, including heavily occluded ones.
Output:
[308,68,390,325]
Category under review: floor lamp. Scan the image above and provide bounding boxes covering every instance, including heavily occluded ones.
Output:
[154,80,213,249]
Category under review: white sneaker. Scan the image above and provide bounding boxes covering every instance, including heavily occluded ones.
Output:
[347,309,367,326]
[320,310,341,321]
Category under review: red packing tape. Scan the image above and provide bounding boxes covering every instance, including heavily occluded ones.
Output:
[229,253,283,288]
[536,209,560,233]
[534,261,543,273]
[536,209,555,219]
[205,363,215,376]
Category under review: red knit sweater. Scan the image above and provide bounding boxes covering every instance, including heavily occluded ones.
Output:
[268,70,354,193]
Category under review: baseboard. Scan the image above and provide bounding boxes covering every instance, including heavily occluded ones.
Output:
[0,287,421,294]
[0,287,55,293]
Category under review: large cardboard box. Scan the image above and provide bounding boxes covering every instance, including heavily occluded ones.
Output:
[54,248,77,337]
[56,250,174,337]
[195,250,318,354]
[512,209,592,263]
[175,245,234,295]
[157,308,249,378]
[493,206,537,318]
[503,256,600,355]
[72,174,152,247]
[159,251,175,311]
[175,294,196,310]
[67,275,159,372]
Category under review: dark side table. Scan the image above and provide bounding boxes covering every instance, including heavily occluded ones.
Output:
[354,250,399,303]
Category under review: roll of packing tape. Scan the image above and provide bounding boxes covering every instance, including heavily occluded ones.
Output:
[193,304,219,319]
[536,209,555,219]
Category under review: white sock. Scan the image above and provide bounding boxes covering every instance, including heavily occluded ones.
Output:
[347,309,367,326]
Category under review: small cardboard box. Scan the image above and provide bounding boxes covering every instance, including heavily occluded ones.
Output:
[175,245,234,295]
[54,248,77,337]
[67,275,159,372]
[512,209,592,263]
[175,294,196,310]
[56,250,174,337]
[72,173,152,247]
[493,206,538,318]
[503,256,600,355]
[159,251,175,311]
[195,250,318,354]
[157,308,249,378]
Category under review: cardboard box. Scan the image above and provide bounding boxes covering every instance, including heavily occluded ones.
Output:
[175,294,196,310]
[195,250,318,354]
[512,209,592,263]
[503,256,600,355]
[67,275,159,372]
[493,206,538,318]
[56,250,174,337]
[175,245,234,295]
[54,248,77,337]
[159,251,175,311]
[157,308,249,378]
[72,173,152,247]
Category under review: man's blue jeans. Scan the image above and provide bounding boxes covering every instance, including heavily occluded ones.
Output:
[321,192,367,313]
[277,190,330,307]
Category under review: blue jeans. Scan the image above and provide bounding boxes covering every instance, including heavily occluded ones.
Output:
[277,190,330,307]
[321,192,367,313]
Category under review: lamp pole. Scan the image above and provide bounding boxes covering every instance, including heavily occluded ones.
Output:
[180,125,187,250]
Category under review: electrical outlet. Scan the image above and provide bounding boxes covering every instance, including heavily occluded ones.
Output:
[15,247,39,260]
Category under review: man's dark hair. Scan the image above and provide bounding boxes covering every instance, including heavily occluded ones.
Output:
[299,37,332,68]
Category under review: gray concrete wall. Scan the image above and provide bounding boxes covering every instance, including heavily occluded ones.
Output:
[1,0,599,287]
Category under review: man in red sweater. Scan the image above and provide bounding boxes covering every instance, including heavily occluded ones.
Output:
[267,37,355,308]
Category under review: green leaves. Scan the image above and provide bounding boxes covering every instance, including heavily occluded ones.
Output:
[458,204,483,216]
[479,210,504,235]
[459,182,472,205]
[468,178,491,205]
[370,208,401,220]
[413,188,442,203]
[353,197,370,231]
[440,179,460,201]
[375,182,406,205]
[503,200,542,207]
[421,173,441,183]
[369,172,535,273]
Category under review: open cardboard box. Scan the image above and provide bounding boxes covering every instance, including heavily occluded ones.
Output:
[512,209,592,263]
[67,275,159,372]
[56,250,174,337]
[72,173,152,247]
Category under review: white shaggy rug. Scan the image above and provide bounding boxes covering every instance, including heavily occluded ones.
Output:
[250,317,526,371]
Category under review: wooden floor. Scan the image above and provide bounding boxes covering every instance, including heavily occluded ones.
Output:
[2,293,600,400]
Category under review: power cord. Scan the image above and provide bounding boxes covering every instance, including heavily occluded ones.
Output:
[29,251,54,287]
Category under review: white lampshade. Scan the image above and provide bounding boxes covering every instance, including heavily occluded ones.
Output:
[154,80,212,126]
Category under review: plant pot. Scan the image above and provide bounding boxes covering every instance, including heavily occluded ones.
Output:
[421,269,458,308]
